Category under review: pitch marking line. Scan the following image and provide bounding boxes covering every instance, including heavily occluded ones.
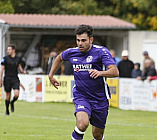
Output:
[1,134,45,137]
[1,113,157,129]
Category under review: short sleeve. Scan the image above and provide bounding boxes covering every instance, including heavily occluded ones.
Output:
[18,57,22,65]
[101,47,115,66]
[61,48,71,61]
[1,57,6,66]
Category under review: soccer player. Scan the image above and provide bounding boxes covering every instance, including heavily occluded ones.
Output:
[49,24,119,140]
[0,44,26,115]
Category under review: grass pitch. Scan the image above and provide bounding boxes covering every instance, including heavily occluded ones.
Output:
[0,100,157,140]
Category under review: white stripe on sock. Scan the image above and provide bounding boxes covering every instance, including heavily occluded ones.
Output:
[75,126,85,134]
[71,136,77,140]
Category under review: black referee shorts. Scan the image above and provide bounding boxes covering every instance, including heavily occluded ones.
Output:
[3,77,20,93]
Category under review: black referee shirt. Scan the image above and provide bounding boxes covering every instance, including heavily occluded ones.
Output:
[1,55,21,77]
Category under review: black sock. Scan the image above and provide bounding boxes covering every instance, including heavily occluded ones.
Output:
[11,97,18,104]
[5,100,10,112]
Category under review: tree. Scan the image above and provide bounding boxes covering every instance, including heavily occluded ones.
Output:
[51,0,101,15]
[11,0,58,14]
[0,0,14,13]
[95,0,157,30]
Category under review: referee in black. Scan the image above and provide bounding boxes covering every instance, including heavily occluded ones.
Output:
[0,44,26,115]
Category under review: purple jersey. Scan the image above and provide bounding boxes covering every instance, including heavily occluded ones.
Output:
[62,44,115,101]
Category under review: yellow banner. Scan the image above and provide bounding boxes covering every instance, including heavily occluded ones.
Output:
[0,87,1,104]
[45,75,73,102]
[107,78,119,108]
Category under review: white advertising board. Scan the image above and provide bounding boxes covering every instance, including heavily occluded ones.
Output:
[119,78,157,111]
[18,74,45,102]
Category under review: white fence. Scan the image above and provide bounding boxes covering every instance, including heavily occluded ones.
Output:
[1,75,157,112]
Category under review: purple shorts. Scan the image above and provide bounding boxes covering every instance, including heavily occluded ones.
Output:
[73,97,109,129]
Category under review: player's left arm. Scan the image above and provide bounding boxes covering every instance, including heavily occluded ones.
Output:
[89,65,119,79]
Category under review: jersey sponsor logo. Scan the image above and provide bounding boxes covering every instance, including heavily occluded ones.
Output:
[77,105,85,109]
[86,56,93,63]
[73,64,92,72]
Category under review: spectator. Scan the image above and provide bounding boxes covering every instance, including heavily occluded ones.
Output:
[147,75,157,81]
[110,49,121,67]
[142,51,155,74]
[137,59,156,81]
[118,50,134,78]
[62,61,73,75]
[46,50,61,75]
[131,62,142,78]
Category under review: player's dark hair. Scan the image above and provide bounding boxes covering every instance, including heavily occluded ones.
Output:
[75,24,94,38]
[8,44,16,50]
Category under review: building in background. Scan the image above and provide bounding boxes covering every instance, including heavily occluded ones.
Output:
[1,14,156,74]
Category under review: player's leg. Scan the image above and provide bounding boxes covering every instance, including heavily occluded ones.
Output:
[72,111,89,140]
[10,89,19,112]
[71,97,91,140]
[10,77,20,112]
[3,77,12,115]
[76,111,89,131]
[92,126,104,140]
[90,100,109,140]
[5,92,11,115]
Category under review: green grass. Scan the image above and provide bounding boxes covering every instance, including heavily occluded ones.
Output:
[0,100,157,140]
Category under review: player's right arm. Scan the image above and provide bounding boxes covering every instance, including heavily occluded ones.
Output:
[49,53,64,89]
[0,65,5,87]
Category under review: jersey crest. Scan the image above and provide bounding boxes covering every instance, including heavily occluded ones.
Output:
[86,55,93,63]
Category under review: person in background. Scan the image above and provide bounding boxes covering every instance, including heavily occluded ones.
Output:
[147,75,157,81]
[62,61,73,75]
[0,44,26,115]
[142,51,155,74]
[131,62,142,78]
[46,50,61,75]
[49,24,119,140]
[110,49,121,67]
[137,59,156,81]
[118,50,134,78]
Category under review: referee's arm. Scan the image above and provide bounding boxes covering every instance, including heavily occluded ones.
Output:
[0,65,5,87]
[18,64,26,74]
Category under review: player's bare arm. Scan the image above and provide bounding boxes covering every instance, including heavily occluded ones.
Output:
[0,65,5,87]
[89,65,119,79]
[49,53,63,89]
